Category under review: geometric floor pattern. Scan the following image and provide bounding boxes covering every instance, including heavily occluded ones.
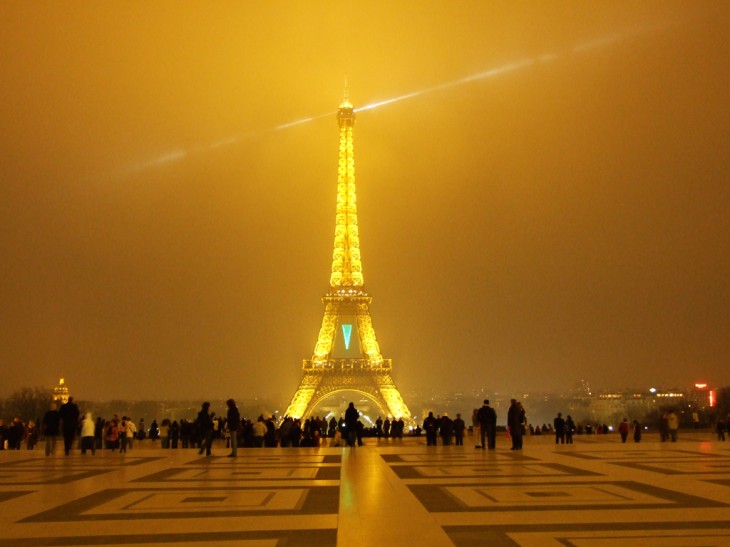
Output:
[1,431,728,546]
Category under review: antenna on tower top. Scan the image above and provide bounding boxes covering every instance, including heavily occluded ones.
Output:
[340,77,353,110]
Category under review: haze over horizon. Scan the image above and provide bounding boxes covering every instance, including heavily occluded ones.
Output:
[2,3,729,403]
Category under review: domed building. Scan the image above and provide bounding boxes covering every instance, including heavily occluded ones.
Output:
[52,378,70,404]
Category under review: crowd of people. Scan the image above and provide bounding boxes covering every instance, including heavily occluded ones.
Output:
[419,398,532,450]
[0,399,391,455]
[1,397,728,454]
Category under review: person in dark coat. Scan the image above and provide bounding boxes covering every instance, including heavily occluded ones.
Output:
[170,420,180,448]
[226,399,241,457]
[42,402,60,456]
[565,415,576,444]
[477,400,497,450]
[58,397,80,455]
[618,418,630,443]
[507,399,525,450]
[440,415,454,445]
[423,412,439,446]
[453,413,466,446]
[7,418,24,449]
[197,402,215,456]
[554,413,566,444]
[633,420,642,443]
[344,402,359,447]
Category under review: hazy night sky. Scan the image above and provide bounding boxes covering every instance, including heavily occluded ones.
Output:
[1,3,729,403]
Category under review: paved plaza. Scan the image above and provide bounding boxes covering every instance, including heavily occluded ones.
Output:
[1,431,729,546]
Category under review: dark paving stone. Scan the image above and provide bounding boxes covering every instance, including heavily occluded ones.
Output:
[1,529,338,546]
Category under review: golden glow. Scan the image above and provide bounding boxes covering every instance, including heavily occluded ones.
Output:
[330,102,363,288]
[284,99,411,421]
[356,308,381,360]
[312,303,337,360]
[52,377,70,404]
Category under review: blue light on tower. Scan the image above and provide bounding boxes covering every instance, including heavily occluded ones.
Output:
[342,324,353,350]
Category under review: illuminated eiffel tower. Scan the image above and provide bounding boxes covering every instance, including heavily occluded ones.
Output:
[284,93,411,421]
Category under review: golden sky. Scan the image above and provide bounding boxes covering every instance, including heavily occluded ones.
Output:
[1,2,729,403]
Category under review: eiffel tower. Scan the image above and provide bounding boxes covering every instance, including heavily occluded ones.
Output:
[284,93,411,421]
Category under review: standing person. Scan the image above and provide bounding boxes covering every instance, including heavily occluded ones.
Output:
[715,416,726,441]
[507,399,525,450]
[396,418,405,440]
[119,417,130,453]
[344,402,359,447]
[440,415,453,446]
[58,397,80,456]
[197,402,215,456]
[472,409,481,448]
[618,418,630,443]
[423,412,438,446]
[253,416,266,447]
[149,420,160,441]
[80,413,96,455]
[10,419,24,449]
[659,413,669,442]
[518,402,527,445]
[170,420,180,448]
[213,416,220,442]
[5,421,19,449]
[565,415,576,444]
[226,399,241,457]
[42,402,60,456]
[453,413,466,446]
[180,419,190,448]
[667,410,679,442]
[477,400,497,450]
[554,413,566,444]
[160,419,170,449]
[375,417,383,438]
[105,419,119,451]
[288,419,302,447]
[25,420,39,450]
[126,418,137,450]
[262,416,274,447]
[632,420,642,443]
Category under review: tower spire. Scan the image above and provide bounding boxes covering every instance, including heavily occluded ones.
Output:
[330,89,361,288]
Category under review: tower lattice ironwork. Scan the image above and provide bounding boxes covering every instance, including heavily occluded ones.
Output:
[284,95,411,421]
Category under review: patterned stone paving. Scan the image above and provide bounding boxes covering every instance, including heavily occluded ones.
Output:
[0,431,728,545]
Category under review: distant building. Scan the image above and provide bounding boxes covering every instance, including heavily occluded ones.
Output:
[686,383,715,412]
[52,378,70,404]
[586,390,658,425]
